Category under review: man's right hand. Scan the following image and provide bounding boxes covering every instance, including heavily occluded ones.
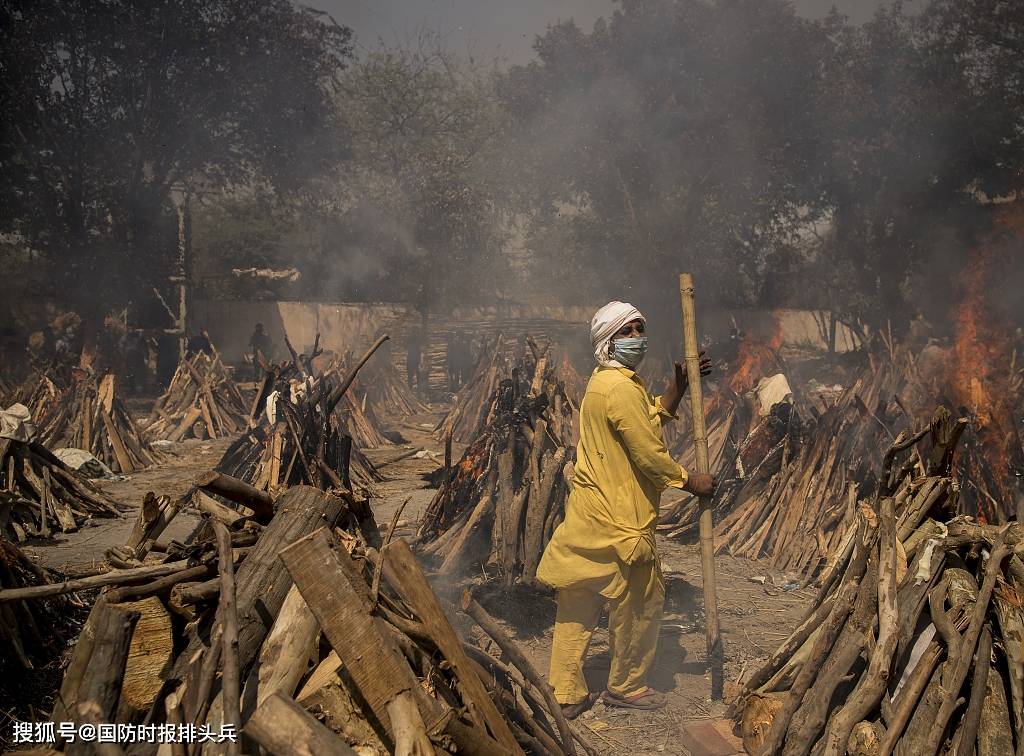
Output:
[684,473,716,497]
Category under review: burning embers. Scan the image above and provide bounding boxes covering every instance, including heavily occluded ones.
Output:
[949,205,1024,522]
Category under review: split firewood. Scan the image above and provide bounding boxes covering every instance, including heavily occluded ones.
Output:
[417,345,578,587]
[145,350,249,442]
[0,437,124,540]
[27,370,163,474]
[734,415,1024,755]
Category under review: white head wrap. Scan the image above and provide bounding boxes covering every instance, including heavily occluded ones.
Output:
[590,301,645,368]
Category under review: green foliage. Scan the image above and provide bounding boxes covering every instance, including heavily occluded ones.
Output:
[0,0,351,316]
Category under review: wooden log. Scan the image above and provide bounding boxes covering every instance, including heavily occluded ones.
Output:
[214,520,241,756]
[460,589,575,756]
[51,596,108,725]
[194,470,274,523]
[522,447,567,582]
[280,527,423,741]
[105,564,212,604]
[921,538,1011,756]
[381,539,522,753]
[76,701,126,756]
[100,408,135,474]
[170,578,220,610]
[440,470,498,575]
[125,492,185,560]
[820,491,902,756]
[113,597,174,723]
[76,606,139,729]
[171,486,346,693]
[240,584,319,720]
[992,582,1024,741]
[0,558,196,602]
[759,515,872,755]
[244,692,357,756]
[951,626,991,756]
[386,690,435,756]
[977,657,1015,756]
[194,490,251,528]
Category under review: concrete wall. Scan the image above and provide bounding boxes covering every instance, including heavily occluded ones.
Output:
[192,300,861,387]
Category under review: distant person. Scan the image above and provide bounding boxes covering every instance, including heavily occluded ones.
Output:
[249,323,274,380]
[445,332,458,391]
[407,331,423,390]
[124,330,148,394]
[187,330,213,358]
[455,333,473,388]
[155,335,178,389]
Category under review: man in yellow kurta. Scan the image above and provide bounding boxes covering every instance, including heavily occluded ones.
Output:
[537,301,714,715]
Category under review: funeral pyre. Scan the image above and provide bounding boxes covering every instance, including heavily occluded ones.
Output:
[0,458,595,755]
[733,412,1024,756]
[215,336,384,494]
[417,339,579,587]
[144,350,250,442]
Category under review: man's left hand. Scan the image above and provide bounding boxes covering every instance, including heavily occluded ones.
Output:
[672,352,712,395]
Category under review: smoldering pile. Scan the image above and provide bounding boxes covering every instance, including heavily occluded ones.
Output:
[417,339,579,588]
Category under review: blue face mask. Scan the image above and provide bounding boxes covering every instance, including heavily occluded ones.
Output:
[611,336,648,368]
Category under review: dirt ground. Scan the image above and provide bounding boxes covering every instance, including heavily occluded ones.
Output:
[21,403,813,755]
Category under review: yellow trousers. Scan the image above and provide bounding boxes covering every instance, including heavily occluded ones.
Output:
[548,559,664,705]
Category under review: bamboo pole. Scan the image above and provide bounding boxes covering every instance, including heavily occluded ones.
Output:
[679,272,724,699]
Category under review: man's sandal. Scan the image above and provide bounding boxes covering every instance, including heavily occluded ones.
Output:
[560,693,598,720]
[600,688,667,710]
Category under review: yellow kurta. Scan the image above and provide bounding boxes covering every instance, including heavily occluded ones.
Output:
[536,366,688,599]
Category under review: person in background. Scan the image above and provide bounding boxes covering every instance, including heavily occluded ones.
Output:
[445,332,458,392]
[186,330,213,358]
[537,300,714,718]
[249,323,274,381]
[124,329,148,394]
[407,330,423,390]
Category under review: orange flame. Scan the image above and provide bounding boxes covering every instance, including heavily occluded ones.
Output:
[949,205,1023,521]
[727,312,784,395]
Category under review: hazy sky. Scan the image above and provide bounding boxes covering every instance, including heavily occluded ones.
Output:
[313,1,917,63]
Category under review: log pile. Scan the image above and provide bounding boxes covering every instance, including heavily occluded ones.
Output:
[0,477,589,755]
[655,333,790,532]
[659,343,934,583]
[434,334,508,443]
[361,357,430,417]
[0,537,78,677]
[417,343,579,587]
[216,337,384,494]
[733,414,1024,756]
[144,351,249,442]
[0,437,123,540]
[34,370,162,474]
[320,357,394,449]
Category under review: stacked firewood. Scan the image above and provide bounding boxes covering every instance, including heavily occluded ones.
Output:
[217,337,384,494]
[0,472,590,755]
[435,334,508,443]
[0,538,78,676]
[361,357,430,417]
[320,356,395,449]
[33,370,162,474]
[0,436,123,540]
[417,342,579,587]
[733,413,1024,755]
[145,351,249,442]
